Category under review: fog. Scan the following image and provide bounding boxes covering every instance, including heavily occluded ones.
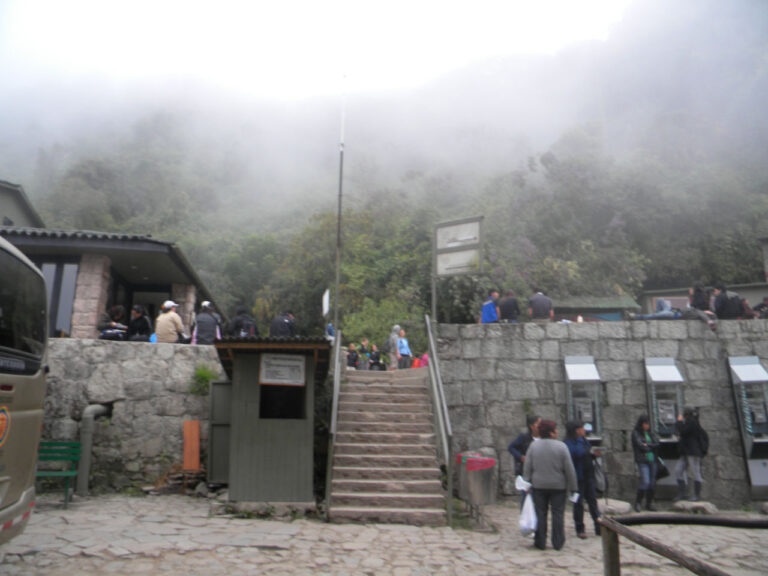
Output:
[0,0,766,233]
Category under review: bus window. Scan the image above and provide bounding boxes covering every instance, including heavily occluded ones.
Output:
[0,237,48,545]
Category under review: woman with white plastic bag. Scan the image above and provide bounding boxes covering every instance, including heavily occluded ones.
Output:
[523,420,578,551]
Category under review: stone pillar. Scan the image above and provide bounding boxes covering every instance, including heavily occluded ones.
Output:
[172,283,196,333]
[70,254,111,338]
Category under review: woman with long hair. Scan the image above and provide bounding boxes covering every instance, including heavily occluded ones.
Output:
[631,414,659,512]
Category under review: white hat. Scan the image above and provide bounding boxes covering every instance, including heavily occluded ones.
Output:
[163,300,179,309]
[201,301,212,309]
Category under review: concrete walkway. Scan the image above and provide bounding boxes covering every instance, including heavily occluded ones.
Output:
[2,494,767,575]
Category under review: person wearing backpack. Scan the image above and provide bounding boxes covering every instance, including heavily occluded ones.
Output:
[228,305,259,338]
[674,407,706,502]
[713,284,744,319]
[384,324,400,370]
[192,301,221,345]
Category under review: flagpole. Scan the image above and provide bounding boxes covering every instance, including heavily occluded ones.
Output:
[334,83,346,338]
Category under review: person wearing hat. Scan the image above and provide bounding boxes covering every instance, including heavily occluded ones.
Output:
[523,419,578,551]
[155,300,187,343]
[386,324,400,370]
[191,301,221,345]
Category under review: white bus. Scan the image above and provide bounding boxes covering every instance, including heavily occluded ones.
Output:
[0,236,47,544]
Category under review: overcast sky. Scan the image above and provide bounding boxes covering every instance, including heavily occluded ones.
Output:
[1,0,632,99]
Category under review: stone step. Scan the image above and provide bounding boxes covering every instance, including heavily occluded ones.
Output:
[339,392,430,404]
[345,371,393,384]
[337,411,432,423]
[329,506,446,526]
[334,454,439,468]
[333,466,442,481]
[342,384,428,395]
[336,421,434,434]
[338,401,431,413]
[331,491,445,508]
[334,443,436,456]
[336,432,436,444]
[331,478,444,494]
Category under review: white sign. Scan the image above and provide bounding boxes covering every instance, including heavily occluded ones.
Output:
[322,288,330,317]
[436,220,481,250]
[259,354,306,386]
[436,249,481,277]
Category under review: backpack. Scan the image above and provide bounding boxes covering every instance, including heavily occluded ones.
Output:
[238,317,257,338]
[724,292,745,318]
[699,426,709,456]
[381,336,392,355]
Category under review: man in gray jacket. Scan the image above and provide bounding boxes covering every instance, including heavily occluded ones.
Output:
[523,420,578,551]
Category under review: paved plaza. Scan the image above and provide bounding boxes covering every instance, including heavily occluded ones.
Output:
[2,493,767,575]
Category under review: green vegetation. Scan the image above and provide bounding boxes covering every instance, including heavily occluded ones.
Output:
[190,364,218,396]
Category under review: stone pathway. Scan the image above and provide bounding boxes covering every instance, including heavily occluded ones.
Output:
[2,494,767,575]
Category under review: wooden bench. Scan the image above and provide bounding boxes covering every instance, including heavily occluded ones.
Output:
[36,441,81,508]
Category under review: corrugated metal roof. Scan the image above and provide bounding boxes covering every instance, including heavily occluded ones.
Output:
[0,226,167,245]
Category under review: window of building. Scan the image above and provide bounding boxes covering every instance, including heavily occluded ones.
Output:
[39,261,79,337]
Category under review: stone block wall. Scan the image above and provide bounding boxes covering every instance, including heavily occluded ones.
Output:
[44,338,224,491]
[436,320,768,508]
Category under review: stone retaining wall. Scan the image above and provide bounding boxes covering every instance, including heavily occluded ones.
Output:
[436,320,768,508]
[44,339,224,491]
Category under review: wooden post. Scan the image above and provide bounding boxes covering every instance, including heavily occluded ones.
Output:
[601,519,621,576]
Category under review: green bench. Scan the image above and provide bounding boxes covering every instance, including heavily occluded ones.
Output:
[36,441,81,508]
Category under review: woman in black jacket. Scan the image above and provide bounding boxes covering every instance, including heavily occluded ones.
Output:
[631,414,659,512]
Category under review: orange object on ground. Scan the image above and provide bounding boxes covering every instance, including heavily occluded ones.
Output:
[183,420,200,472]
[411,358,422,368]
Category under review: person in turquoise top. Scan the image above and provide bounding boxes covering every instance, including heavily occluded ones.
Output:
[397,328,412,369]
[631,414,659,512]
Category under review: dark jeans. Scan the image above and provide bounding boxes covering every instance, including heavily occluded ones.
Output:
[533,488,566,550]
[398,355,412,369]
[573,476,600,535]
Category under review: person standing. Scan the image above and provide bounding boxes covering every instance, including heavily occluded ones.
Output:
[192,301,221,345]
[368,344,383,370]
[397,328,413,369]
[269,310,296,338]
[631,414,659,511]
[508,414,541,506]
[228,305,259,338]
[675,407,707,502]
[528,289,554,324]
[523,420,577,551]
[155,300,187,343]
[386,324,400,370]
[499,290,521,323]
[565,420,601,537]
[479,289,500,324]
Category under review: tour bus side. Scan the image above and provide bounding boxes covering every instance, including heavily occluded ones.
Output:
[0,236,48,545]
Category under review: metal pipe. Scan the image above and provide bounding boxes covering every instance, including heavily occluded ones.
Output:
[76,404,108,497]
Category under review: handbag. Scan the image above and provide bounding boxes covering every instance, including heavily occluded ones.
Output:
[656,457,670,480]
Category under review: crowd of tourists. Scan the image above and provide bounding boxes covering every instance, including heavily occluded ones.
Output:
[510,408,709,551]
[345,325,429,371]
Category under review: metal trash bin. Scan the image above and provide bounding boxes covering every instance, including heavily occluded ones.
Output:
[466,456,497,507]
[456,452,482,501]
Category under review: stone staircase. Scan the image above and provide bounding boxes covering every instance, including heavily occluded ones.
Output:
[328,367,447,525]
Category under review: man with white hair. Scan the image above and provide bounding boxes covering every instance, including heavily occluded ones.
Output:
[155,300,187,343]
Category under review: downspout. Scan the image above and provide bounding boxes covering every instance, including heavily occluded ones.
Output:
[76,404,109,497]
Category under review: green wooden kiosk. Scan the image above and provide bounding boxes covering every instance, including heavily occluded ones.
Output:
[212,337,331,503]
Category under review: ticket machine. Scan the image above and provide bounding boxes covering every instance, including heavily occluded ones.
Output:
[564,356,602,445]
[644,357,685,494]
[728,356,768,499]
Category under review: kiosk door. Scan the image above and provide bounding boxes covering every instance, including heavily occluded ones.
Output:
[728,356,768,499]
[644,358,685,493]
[564,356,602,444]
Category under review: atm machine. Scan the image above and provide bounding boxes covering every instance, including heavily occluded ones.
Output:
[728,356,768,499]
[564,356,602,445]
[644,357,685,495]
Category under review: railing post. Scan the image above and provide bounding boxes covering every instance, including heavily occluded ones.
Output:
[601,521,621,576]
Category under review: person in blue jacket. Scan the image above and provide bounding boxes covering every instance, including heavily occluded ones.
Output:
[564,420,601,538]
[479,289,500,324]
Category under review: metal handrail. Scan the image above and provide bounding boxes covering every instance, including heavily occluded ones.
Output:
[425,314,453,525]
[324,329,343,521]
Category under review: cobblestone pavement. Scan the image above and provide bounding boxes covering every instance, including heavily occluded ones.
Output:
[2,494,767,575]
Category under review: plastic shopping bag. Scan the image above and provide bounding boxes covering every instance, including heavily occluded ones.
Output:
[515,475,532,492]
[519,491,537,536]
